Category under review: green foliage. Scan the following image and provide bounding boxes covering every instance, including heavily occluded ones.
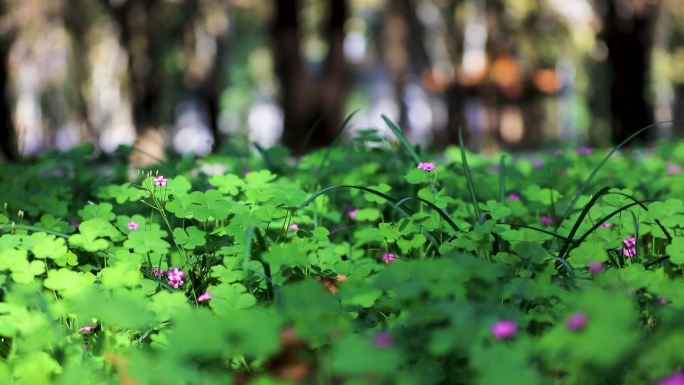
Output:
[1,138,684,385]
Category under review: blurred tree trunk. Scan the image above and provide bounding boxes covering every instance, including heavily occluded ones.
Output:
[440,0,470,146]
[384,0,409,131]
[273,0,349,154]
[63,0,94,141]
[100,0,164,135]
[603,0,656,144]
[674,85,684,132]
[0,3,16,161]
[318,0,349,148]
[181,0,227,152]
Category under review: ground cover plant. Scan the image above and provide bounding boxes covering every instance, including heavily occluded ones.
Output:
[2,122,684,385]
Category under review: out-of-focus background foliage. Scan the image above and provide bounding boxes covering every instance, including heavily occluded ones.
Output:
[0,0,683,160]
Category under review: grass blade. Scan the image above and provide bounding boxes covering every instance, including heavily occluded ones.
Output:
[299,185,462,233]
[243,226,256,281]
[381,114,421,165]
[499,155,507,204]
[498,222,571,241]
[557,121,676,232]
[458,126,481,223]
[311,109,361,186]
[557,186,612,260]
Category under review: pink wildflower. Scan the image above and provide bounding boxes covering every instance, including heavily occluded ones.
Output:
[551,150,562,157]
[667,165,683,175]
[576,146,593,155]
[197,292,212,302]
[533,160,544,169]
[288,223,299,232]
[382,252,396,265]
[622,237,637,257]
[79,325,95,334]
[540,215,553,225]
[658,371,684,385]
[491,320,517,340]
[242,167,251,176]
[623,237,636,247]
[567,312,588,331]
[167,268,185,289]
[127,220,139,231]
[70,220,80,227]
[508,193,520,201]
[153,175,168,186]
[587,261,605,274]
[348,208,359,220]
[659,298,670,305]
[152,267,164,278]
[416,162,436,172]
[600,223,612,228]
[373,332,393,349]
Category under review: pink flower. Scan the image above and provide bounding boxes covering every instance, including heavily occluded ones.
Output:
[153,175,168,186]
[533,160,544,169]
[489,165,500,173]
[600,223,612,228]
[373,332,393,349]
[79,325,95,334]
[667,165,683,175]
[658,371,684,385]
[587,261,605,274]
[622,237,637,257]
[152,267,164,278]
[659,298,670,305]
[70,220,80,227]
[623,237,636,247]
[566,312,588,331]
[416,162,436,172]
[576,146,593,155]
[197,292,212,302]
[382,252,396,265]
[288,223,299,232]
[167,268,185,289]
[348,208,359,220]
[551,150,562,157]
[507,193,520,201]
[540,215,553,225]
[491,320,517,340]
[127,220,139,231]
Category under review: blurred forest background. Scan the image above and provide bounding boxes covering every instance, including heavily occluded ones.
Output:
[1,0,683,162]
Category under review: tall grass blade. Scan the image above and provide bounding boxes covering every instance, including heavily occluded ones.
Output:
[243,226,256,281]
[557,121,675,230]
[300,185,462,233]
[499,155,506,204]
[458,126,481,223]
[557,186,612,260]
[311,109,360,186]
[381,114,421,165]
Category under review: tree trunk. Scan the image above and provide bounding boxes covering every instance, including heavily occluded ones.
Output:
[273,0,349,154]
[315,0,349,148]
[273,0,309,152]
[63,0,94,141]
[603,0,656,144]
[673,84,684,137]
[0,2,15,161]
[101,0,163,135]
[384,0,409,132]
